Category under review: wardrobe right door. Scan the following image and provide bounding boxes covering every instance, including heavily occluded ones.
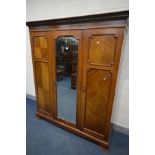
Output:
[81,28,124,141]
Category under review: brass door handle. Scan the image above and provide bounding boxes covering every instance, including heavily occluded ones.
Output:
[81,86,86,92]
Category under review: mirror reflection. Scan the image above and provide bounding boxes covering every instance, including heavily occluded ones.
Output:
[56,36,78,124]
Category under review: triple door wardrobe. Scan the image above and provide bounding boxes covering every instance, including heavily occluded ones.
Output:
[26,11,129,151]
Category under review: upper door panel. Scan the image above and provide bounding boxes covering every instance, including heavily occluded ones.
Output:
[88,35,116,66]
[33,36,48,59]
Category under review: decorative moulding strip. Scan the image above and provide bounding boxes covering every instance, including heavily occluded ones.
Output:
[26,11,129,27]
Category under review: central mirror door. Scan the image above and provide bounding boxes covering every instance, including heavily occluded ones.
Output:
[56,36,78,124]
[51,31,82,126]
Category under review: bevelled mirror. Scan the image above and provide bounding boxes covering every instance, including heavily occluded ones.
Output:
[55,36,78,124]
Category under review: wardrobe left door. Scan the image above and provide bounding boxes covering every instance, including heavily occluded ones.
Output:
[30,32,54,118]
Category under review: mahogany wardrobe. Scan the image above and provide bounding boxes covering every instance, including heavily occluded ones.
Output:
[26,11,129,151]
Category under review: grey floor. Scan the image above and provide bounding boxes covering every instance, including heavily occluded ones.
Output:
[57,76,76,123]
[26,99,129,155]
[26,76,129,155]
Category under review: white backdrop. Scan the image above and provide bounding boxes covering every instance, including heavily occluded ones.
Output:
[26,0,129,128]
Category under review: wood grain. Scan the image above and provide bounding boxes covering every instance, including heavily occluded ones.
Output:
[30,32,53,117]
[33,37,48,59]
[84,70,112,135]
[28,20,126,151]
[89,35,116,66]
[81,28,124,144]
[35,62,51,113]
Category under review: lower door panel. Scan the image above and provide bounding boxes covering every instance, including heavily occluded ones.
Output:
[84,69,112,139]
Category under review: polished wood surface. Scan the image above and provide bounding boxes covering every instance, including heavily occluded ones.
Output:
[35,62,51,113]
[30,32,53,117]
[84,70,112,136]
[81,28,124,143]
[28,16,127,151]
[33,37,48,59]
[89,35,116,66]
[28,20,127,32]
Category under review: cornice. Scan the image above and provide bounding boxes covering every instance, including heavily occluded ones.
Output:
[26,11,129,27]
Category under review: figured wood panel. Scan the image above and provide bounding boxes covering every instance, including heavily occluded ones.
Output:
[81,28,124,143]
[84,70,112,135]
[33,37,48,59]
[35,62,51,113]
[89,35,116,66]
